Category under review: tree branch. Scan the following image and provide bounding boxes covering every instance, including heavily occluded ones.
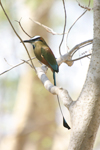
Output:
[69,39,93,55]
[0,0,36,71]
[36,67,72,108]
[0,39,92,75]
[15,18,32,38]
[59,0,67,56]
[77,0,92,11]
[57,39,93,66]
[0,57,35,76]
[29,18,60,35]
[70,53,91,62]
[66,0,91,49]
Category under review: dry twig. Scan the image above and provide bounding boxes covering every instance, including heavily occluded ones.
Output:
[0,0,93,77]
[77,0,92,11]
[21,59,33,68]
[59,0,67,56]
[0,39,92,76]
[30,19,60,35]
[0,57,36,76]
[69,39,93,56]
[15,18,32,38]
[0,1,36,72]
[66,0,91,50]
[71,53,91,62]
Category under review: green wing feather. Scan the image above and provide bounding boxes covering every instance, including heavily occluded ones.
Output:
[41,47,58,72]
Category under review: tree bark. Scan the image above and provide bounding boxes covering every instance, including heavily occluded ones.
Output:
[68,0,100,149]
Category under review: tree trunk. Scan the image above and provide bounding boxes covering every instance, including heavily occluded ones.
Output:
[68,0,100,149]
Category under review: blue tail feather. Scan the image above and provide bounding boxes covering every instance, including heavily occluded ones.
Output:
[63,117,71,129]
[53,72,56,86]
[53,72,71,129]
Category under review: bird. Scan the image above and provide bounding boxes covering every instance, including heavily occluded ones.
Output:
[23,36,70,129]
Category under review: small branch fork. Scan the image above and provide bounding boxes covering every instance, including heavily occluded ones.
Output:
[0,0,92,108]
[76,0,92,11]
[29,0,92,52]
[66,0,91,49]
[0,39,92,76]
[0,0,36,72]
[15,18,32,38]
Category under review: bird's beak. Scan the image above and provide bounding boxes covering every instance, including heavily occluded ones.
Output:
[23,40,30,43]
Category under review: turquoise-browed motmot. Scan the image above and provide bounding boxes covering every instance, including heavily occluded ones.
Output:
[23,36,70,129]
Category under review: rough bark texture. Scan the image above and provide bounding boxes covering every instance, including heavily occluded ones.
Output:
[68,0,100,150]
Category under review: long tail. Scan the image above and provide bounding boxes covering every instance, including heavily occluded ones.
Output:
[53,71,56,86]
[53,72,71,129]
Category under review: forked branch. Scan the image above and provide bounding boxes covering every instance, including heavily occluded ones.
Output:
[15,18,32,38]
[0,39,92,76]
[0,0,36,71]
[76,0,92,11]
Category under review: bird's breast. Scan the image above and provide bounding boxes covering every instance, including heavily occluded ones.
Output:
[34,46,42,61]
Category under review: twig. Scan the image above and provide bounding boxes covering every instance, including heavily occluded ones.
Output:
[72,42,92,57]
[59,0,67,56]
[71,53,91,62]
[77,0,92,11]
[0,39,92,76]
[15,18,32,38]
[0,1,36,72]
[4,58,13,67]
[87,56,91,59]
[66,0,91,50]
[0,57,36,76]
[29,18,61,35]
[56,39,93,66]
[69,39,93,55]
[66,10,87,48]
[21,59,33,68]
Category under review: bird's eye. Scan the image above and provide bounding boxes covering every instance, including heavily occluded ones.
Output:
[33,45,35,49]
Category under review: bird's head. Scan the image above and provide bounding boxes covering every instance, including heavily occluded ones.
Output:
[23,36,47,49]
